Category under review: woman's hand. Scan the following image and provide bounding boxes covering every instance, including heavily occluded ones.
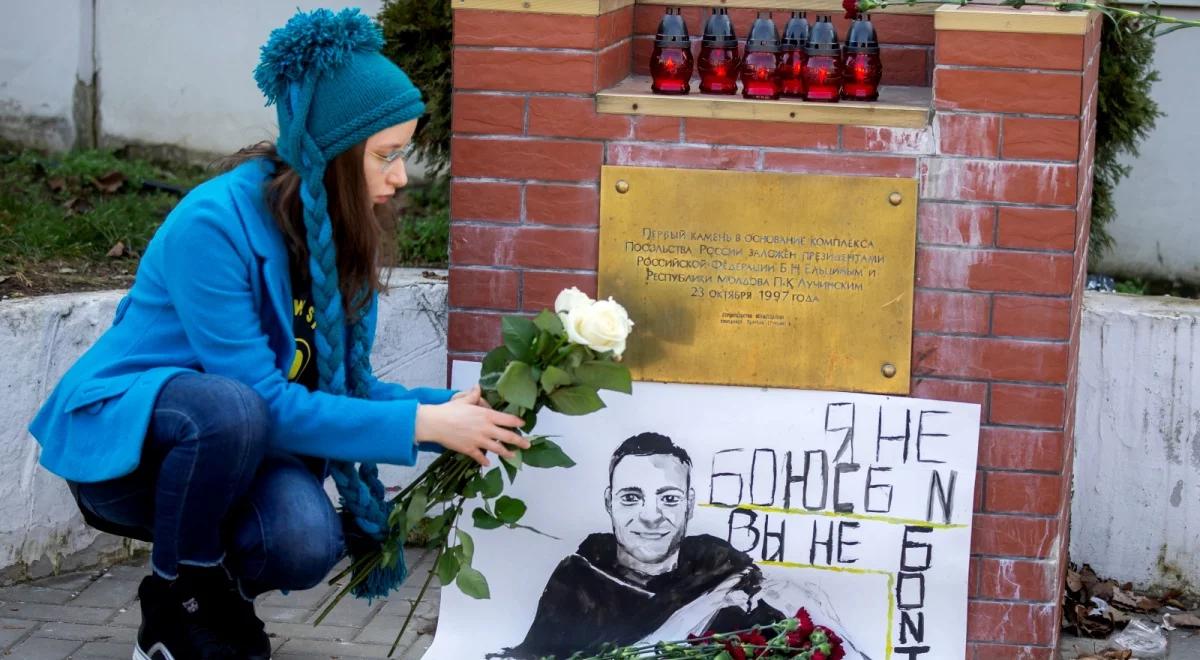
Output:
[451,384,493,408]
[415,388,528,466]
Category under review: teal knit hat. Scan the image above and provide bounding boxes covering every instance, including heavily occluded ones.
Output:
[253,8,424,600]
[254,7,425,164]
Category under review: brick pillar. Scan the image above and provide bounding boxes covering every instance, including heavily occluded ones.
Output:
[449,3,1101,657]
[924,6,1102,658]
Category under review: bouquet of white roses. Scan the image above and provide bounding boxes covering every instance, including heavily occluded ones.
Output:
[320,288,634,653]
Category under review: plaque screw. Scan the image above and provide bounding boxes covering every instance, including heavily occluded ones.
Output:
[881,363,897,378]
[888,192,902,206]
[615,180,630,194]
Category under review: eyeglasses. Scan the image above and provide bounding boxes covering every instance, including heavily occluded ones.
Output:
[367,143,416,174]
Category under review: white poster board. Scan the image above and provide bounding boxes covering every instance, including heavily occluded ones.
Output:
[426,361,980,660]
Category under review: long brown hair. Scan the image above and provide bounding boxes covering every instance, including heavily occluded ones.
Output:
[219,142,384,321]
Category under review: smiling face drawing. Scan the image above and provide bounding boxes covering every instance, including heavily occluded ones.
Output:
[606,453,695,572]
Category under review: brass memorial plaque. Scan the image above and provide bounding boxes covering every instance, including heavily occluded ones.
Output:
[598,166,916,394]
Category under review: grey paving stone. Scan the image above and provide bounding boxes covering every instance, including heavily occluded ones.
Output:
[259,605,314,624]
[109,605,140,627]
[0,617,37,651]
[6,635,83,659]
[378,596,438,620]
[98,565,147,582]
[0,602,113,624]
[0,584,77,605]
[260,583,336,610]
[399,633,434,659]
[353,614,423,646]
[35,622,121,642]
[69,575,139,608]
[28,571,98,593]
[275,637,393,658]
[70,640,134,659]
[310,593,382,628]
[264,621,360,643]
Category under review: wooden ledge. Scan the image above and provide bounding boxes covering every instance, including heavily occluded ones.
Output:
[597,75,932,128]
[452,0,634,15]
[934,4,1094,35]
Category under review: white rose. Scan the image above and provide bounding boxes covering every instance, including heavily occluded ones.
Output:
[564,298,635,357]
[554,287,593,315]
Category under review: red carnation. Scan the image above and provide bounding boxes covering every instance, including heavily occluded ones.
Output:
[843,0,860,19]
[723,640,748,660]
[812,652,828,660]
[737,631,770,658]
[794,608,815,635]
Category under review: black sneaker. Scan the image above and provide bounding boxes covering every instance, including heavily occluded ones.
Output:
[221,580,271,660]
[134,570,241,660]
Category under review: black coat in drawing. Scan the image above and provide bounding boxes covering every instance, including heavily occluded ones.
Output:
[497,532,785,659]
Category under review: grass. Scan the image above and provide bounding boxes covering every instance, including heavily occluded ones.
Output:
[0,143,208,264]
[0,142,451,297]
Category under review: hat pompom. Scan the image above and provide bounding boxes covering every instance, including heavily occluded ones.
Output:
[254,8,384,106]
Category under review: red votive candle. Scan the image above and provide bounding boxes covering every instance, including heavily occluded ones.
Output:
[698,9,740,94]
[803,16,842,102]
[741,12,781,100]
[779,11,810,98]
[842,15,882,101]
[650,8,694,95]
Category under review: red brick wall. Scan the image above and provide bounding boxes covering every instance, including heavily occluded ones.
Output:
[449,6,1101,657]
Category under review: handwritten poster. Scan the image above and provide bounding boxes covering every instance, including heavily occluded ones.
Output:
[426,361,980,659]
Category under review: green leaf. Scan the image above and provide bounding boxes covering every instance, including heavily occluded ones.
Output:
[548,385,606,416]
[472,507,503,529]
[532,309,564,336]
[520,408,538,434]
[539,365,573,394]
[574,360,632,394]
[562,344,589,369]
[496,361,537,410]
[523,438,576,469]
[494,496,527,524]
[463,474,485,499]
[455,565,490,599]
[404,490,428,534]
[502,449,522,483]
[456,529,475,564]
[478,371,501,391]
[481,466,503,498]
[435,551,460,585]
[501,316,537,362]
[481,346,513,378]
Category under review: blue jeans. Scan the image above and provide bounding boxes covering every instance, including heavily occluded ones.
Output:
[69,372,345,596]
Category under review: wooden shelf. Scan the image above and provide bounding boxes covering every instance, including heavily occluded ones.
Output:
[596,75,932,128]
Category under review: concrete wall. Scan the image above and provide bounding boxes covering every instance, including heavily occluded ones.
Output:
[0,0,93,150]
[0,270,447,584]
[1071,291,1200,593]
[93,0,382,156]
[0,0,382,155]
[1099,7,1200,285]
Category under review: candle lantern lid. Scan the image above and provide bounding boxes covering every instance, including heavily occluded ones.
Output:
[845,16,880,54]
[701,8,739,48]
[805,16,841,57]
[745,11,780,53]
[654,8,691,48]
[782,11,810,49]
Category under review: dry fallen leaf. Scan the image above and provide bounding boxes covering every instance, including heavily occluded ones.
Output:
[1136,596,1162,612]
[46,176,67,193]
[106,241,127,258]
[1068,569,1084,593]
[61,197,93,215]
[1110,588,1140,611]
[1166,612,1200,628]
[92,170,127,194]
